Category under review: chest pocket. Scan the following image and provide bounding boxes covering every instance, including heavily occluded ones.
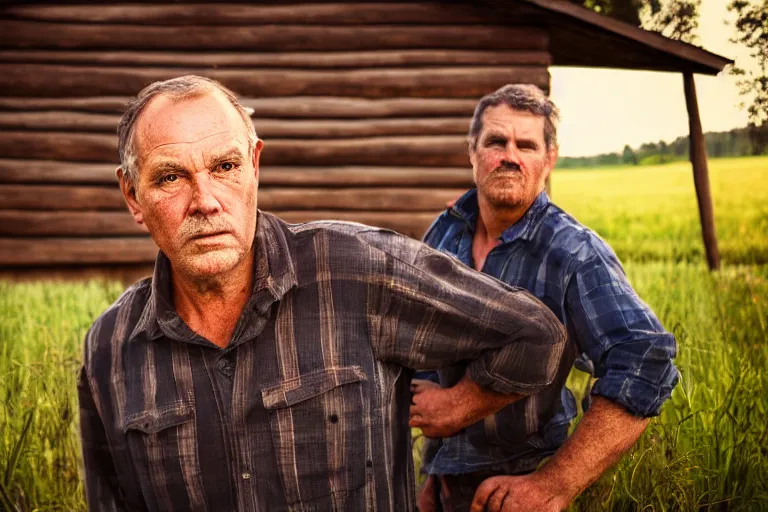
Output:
[262,366,369,505]
[123,402,205,511]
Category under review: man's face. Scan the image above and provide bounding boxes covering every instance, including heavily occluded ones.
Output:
[121,92,263,279]
[470,105,557,211]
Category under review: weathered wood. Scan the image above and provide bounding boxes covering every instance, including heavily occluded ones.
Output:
[0,111,118,132]
[683,72,720,271]
[0,96,131,114]
[0,111,472,138]
[0,21,549,51]
[0,184,466,212]
[0,131,117,163]
[0,96,479,118]
[260,167,474,188]
[273,210,440,238]
[0,159,116,184]
[0,210,144,236]
[259,187,466,211]
[0,237,158,266]
[0,159,474,187]
[522,0,731,75]
[0,184,125,210]
[0,209,442,238]
[0,49,553,68]
[262,137,469,167]
[0,3,492,26]
[0,264,154,282]
[0,131,471,167]
[0,64,549,98]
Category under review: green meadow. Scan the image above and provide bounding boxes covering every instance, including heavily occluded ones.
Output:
[2,156,767,510]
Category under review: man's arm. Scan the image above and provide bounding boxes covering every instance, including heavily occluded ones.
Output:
[78,367,128,511]
[472,250,678,511]
[470,397,648,511]
[409,375,523,438]
[357,230,565,432]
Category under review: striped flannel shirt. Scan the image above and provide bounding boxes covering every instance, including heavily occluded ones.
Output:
[421,190,679,476]
[78,211,566,512]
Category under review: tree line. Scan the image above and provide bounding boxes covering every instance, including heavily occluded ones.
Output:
[557,123,768,169]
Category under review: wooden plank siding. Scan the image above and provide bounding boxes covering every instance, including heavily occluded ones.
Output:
[0,1,550,270]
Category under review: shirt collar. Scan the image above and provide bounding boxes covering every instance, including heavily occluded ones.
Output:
[449,189,551,243]
[129,210,297,343]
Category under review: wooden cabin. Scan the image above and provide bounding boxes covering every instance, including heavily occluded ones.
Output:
[0,1,731,280]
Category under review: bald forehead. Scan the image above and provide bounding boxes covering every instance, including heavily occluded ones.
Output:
[134,90,249,156]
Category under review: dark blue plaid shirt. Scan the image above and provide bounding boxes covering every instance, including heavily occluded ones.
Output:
[422,189,678,475]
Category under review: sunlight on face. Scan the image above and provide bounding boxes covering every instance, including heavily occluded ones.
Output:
[471,105,555,211]
[130,92,261,280]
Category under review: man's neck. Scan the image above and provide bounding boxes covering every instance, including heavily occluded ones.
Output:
[471,193,535,272]
[171,251,255,348]
[475,194,529,242]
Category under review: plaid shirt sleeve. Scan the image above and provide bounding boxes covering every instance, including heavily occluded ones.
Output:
[78,366,130,511]
[565,242,679,417]
[358,230,566,395]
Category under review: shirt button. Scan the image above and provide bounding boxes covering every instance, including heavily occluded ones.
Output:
[242,472,251,480]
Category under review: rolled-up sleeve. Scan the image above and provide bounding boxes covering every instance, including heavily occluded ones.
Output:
[358,230,566,395]
[566,248,679,417]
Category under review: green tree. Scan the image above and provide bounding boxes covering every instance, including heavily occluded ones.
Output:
[622,144,638,164]
[569,0,643,25]
[570,0,700,43]
[728,0,768,135]
[643,0,701,43]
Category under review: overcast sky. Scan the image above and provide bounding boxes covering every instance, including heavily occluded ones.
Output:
[549,0,754,157]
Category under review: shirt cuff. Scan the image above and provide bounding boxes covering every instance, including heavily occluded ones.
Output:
[466,357,551,396]
[591,365,679,417]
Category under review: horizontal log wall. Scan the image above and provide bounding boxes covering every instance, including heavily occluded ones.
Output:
[0,1,549,270]
[0,64,549,98]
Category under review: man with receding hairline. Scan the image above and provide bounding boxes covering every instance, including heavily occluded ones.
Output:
[76,75,566,511]
[411,84,678,512]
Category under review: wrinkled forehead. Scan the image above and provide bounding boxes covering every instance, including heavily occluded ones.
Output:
[481,105,546,140]
[134,91,250,159]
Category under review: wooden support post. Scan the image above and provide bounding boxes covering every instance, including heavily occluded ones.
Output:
[683,72,720,271]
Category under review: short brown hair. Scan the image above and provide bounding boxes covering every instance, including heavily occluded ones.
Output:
[468,84,560,151]
[117,75,257,185]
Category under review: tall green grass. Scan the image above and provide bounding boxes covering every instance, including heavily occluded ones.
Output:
[0,282,124,511]
[569,263,768,510]
[554,156,768,265]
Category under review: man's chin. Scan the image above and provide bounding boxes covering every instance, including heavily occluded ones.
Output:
[483,190,524,210]
[178,248,244,279]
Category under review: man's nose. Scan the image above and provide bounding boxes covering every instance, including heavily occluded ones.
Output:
[188,174,222,216]
[504,143,522,164]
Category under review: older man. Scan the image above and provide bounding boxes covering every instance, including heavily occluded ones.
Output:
[412,84,678,512]
[76,76,566,512]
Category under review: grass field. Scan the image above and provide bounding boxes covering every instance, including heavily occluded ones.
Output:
[2,156,767,511]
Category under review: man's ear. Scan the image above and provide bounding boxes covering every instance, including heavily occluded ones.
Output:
[545,145,559,180]
[468,142,477,168]
[252,139,265,180]
[116,167,144,225]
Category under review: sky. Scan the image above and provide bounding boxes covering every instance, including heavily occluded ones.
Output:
[549,0,754,157]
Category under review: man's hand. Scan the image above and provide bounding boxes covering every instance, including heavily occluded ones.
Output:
[409,379,460,438]
[409,375,522,439]
[467,397,650,511]
[470,474,568,512]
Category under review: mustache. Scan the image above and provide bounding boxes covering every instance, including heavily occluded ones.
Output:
[491,161,521,174]
[179,216,233,240]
